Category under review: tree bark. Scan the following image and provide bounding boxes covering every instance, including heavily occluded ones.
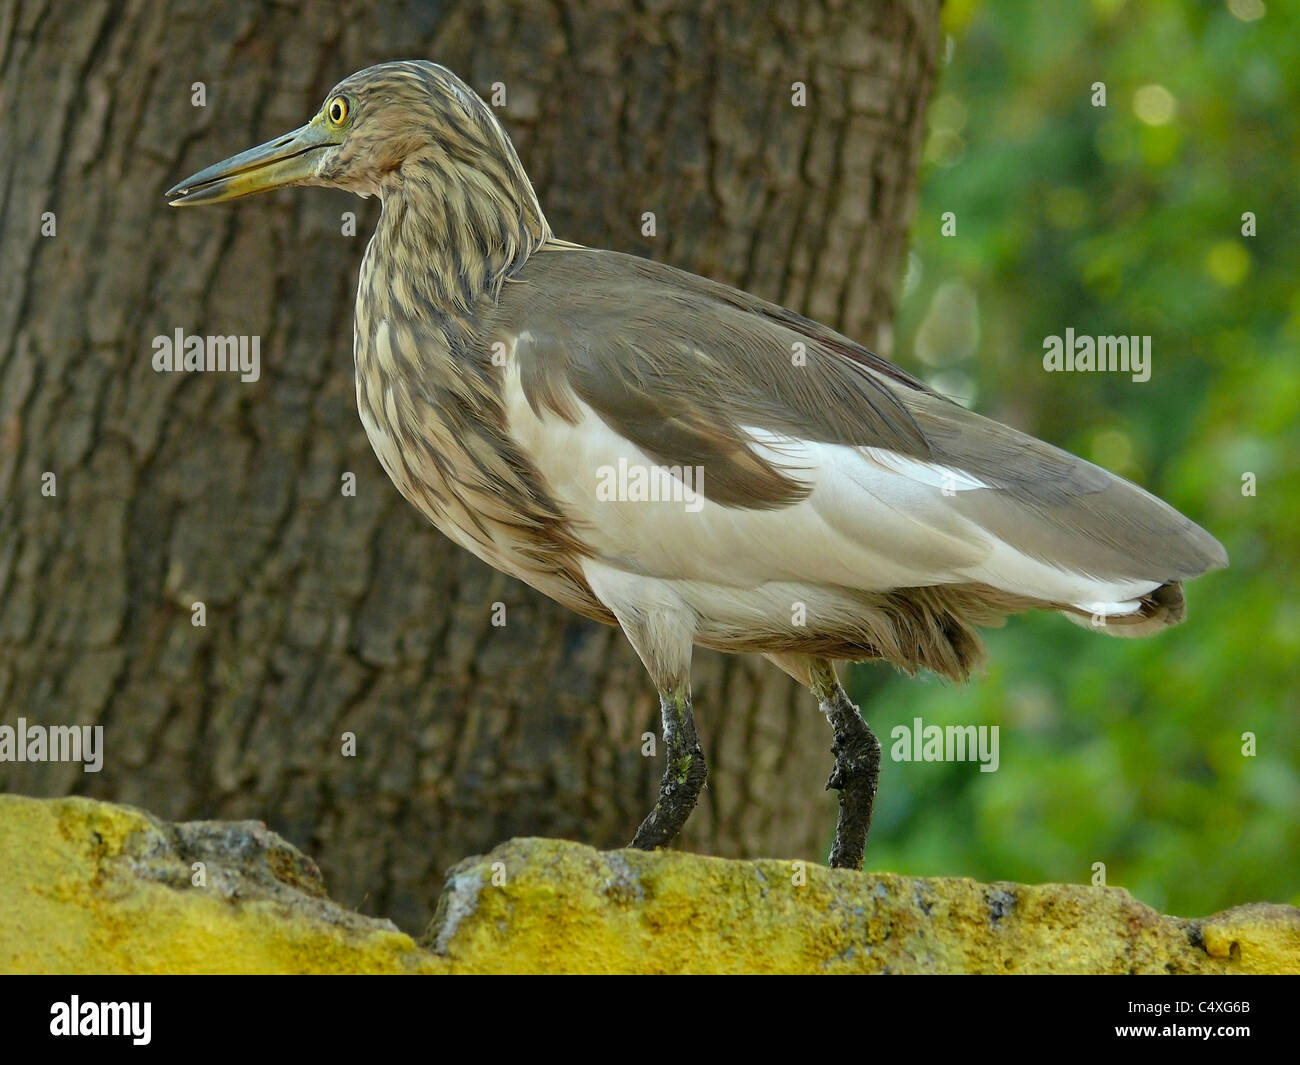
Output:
[0,0,940,931]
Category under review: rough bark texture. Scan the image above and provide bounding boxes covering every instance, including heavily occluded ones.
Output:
[0,0,940,931]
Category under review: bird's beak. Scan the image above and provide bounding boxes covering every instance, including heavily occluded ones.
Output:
[166,116,337,206]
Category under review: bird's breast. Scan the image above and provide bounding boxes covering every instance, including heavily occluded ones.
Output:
[352,311,612,623]
[353,317,506,559]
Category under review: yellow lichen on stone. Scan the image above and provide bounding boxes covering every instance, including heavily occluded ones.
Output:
[1199,903,1300,973]
[0,795,442,974]
[424,841,1300,974]
[2,795,1297,974]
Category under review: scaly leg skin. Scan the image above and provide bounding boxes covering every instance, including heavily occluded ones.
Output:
[810,658,881,870]
[630,686,707,851]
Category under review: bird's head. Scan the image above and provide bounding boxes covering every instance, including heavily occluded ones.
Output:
[167,60,544,212]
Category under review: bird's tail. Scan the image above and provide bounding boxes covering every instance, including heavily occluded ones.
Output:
[1058,580,1188,639]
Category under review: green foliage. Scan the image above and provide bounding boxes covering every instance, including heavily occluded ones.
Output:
[855,0,1300,915]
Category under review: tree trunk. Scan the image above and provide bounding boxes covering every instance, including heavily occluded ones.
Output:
[0,0,940,931]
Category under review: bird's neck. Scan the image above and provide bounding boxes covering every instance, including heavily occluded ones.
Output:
[367,149,552,322]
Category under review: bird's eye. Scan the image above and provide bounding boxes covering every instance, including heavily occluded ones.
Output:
[327,96,349,126]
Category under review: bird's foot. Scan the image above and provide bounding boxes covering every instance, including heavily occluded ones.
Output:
[825,721,881,869]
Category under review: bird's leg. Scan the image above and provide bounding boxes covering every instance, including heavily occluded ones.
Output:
[630,683,707,851]
[592,581,702,851]
[809,658,881,870]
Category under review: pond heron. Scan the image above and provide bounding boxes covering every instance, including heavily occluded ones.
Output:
[168,61,1227,869]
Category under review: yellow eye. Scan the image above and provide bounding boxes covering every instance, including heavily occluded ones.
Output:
[327,96,349,125]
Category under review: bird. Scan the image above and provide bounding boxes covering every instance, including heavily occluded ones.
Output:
[167,60,1227,871]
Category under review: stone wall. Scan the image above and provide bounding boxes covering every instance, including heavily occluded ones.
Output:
[2,796,1295,974]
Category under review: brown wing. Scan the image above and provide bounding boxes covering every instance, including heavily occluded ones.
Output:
[495,246,1226,583]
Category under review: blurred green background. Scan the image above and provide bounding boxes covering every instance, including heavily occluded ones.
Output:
[851,0,1299,914]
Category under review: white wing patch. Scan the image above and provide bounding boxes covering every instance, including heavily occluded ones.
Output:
[861,447,989,491]
[500,364,1163,614]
